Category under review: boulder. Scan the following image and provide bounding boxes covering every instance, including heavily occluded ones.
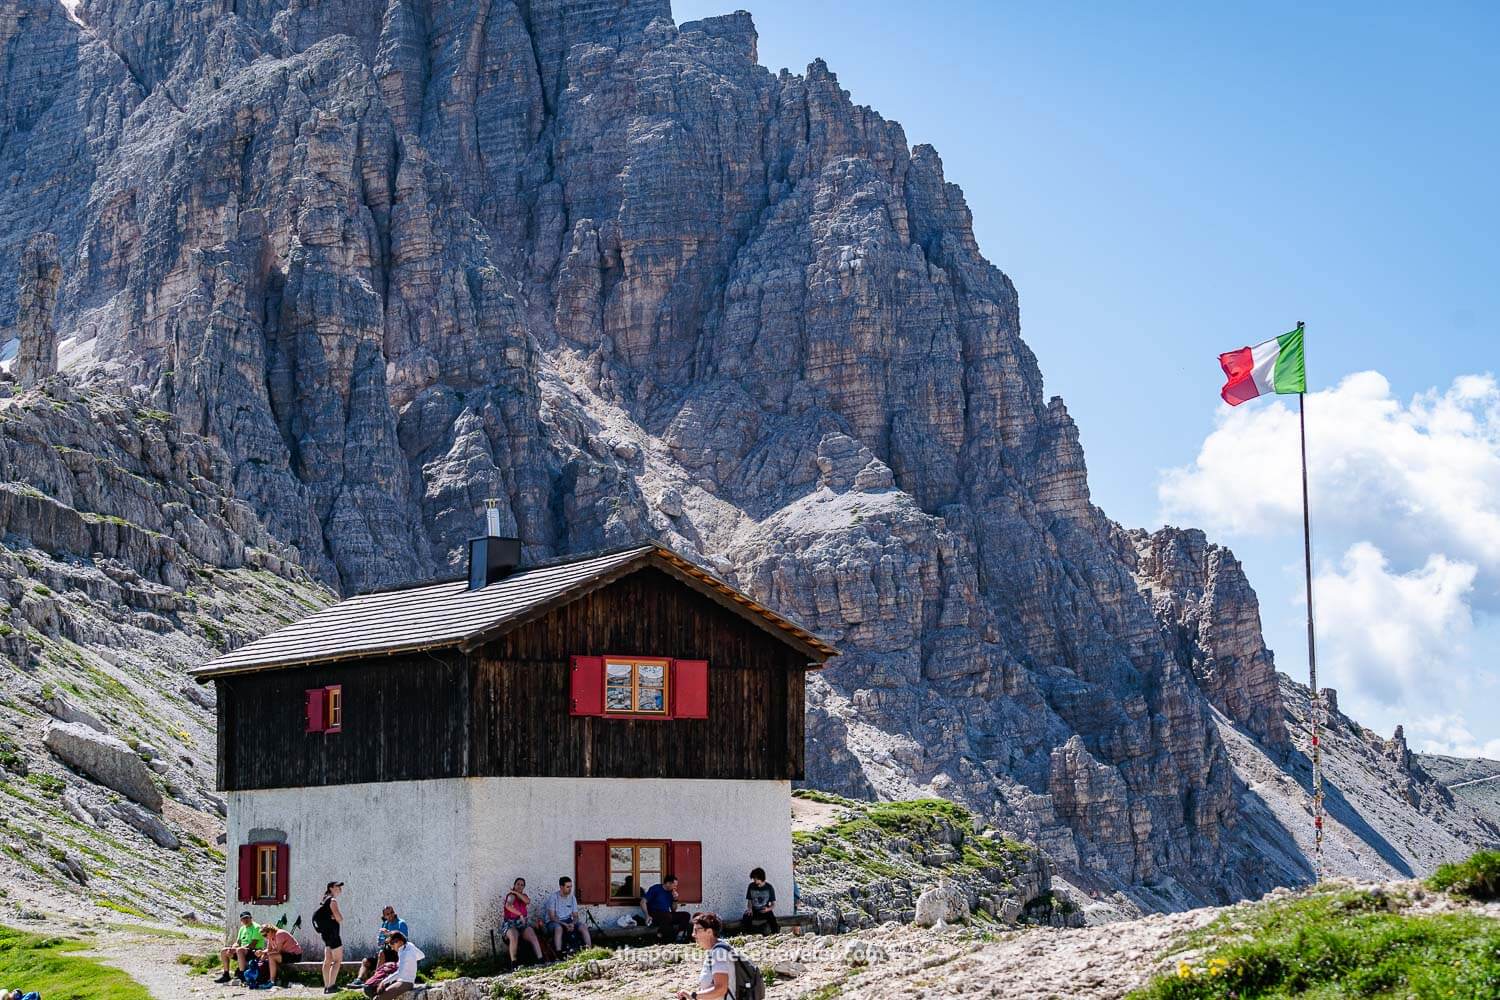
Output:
[43,692,107,733]
[112,801,179,849]
[914,883,970,927]
[44,721,162,811]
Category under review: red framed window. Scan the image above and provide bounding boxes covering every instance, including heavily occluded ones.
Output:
[605,658,669,715]
[570,657,708,720]
[237,842,290,903]
[305,685,342,733]
[574,839,701,904]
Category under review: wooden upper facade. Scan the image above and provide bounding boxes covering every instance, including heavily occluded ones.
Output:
[200,546,834,792]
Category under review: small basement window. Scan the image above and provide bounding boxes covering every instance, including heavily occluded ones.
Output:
[609,840,665,901]
[603,658,668,715]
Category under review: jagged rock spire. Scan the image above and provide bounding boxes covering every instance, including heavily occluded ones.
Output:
[14,233,61,388]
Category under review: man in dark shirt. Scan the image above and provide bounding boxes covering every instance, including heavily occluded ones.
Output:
[641,875,692,943]
[743,867,779,934]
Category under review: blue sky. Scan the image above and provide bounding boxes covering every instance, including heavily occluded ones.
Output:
[674,1,1500,755]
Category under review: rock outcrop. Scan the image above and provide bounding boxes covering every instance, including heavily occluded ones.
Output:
[11,233,61,386]
[1,0,1492,907]
[1127,526,1289,749]
[43,721,162,812]
[0,377,330,916]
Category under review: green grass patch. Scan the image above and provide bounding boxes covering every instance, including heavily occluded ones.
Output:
[793,788,860,807]
[95,897,149,919]
[0,924,152,999]
[26,772,65,796]
[1128,887,1500,999]
[1428,849,1500,902]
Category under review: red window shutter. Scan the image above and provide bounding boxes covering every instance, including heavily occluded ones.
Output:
[574,841,609,904]
[274,843,290,903]
[304,688,326,733]
[670,841,703,903]
[672,660,709,719]
[237,845,255,902]
[569,656,605,716]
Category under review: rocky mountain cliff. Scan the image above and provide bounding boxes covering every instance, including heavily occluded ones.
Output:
[2,0,1493,909]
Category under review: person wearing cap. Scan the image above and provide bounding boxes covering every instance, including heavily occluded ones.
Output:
[371,929,424,997]
[314,881,345,994]
[258,922,303,987]
[214,911,265,983]
[349,906,409,988]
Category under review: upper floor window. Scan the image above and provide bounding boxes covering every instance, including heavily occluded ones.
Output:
[604,658,668,714]
[305,685,343,733]
[569,657,708,719]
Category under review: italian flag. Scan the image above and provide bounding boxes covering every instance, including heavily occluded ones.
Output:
[1219,327,1306,405]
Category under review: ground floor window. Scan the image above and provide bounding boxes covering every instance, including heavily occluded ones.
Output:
[609,840,665,901]
[575,839,702,905]
[238,842,290,904]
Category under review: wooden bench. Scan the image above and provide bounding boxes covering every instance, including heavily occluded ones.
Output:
[492,913,817,952]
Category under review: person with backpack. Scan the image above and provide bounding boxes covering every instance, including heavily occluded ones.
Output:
[312,881,345,994]
[675,913,764,1000]
[213,911,265,983]
[742,867,779,935]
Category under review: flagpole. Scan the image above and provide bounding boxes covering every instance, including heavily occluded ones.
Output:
[1295,320,1324,881]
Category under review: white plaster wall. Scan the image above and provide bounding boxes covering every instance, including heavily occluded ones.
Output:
[226,777,792,958]
[225,779,473,959]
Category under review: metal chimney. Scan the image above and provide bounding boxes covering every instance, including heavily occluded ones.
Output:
[468,499,521,590]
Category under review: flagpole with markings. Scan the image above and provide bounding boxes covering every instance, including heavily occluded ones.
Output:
[1294,322,1324,880]
[1217,320,1321,880]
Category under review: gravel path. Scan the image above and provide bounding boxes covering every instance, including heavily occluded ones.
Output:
[486,908,1224,1000]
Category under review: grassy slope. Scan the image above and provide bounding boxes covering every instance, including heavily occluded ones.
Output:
[0,925,151,999]
[1129,885,1500,999]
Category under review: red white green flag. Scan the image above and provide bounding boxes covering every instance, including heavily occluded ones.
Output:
[1219,327,1306,405]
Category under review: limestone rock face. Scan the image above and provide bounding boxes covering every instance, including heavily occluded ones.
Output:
[43,720,162,812]
[12,233,61,386]
[2,0,1487,906]
[1127,527,1289,749]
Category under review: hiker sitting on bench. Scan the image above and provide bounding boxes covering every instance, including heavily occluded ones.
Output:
[742,867,779,935]
[542,876,592,954]
[258,923,303,986]
[214,911,265,983]
[642,874,691,943]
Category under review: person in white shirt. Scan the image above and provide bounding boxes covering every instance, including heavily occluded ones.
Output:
[542,876,592,954]
[675,913,734,1000]
[372,930,424,997]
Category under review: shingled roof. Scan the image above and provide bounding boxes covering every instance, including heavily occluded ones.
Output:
[192,544,836,680]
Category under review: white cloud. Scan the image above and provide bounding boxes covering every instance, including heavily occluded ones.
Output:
[1160,371,1500,586]
[1160,371,1500,753]
[1314,542,1476,710]
[1407,713,1500,761]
